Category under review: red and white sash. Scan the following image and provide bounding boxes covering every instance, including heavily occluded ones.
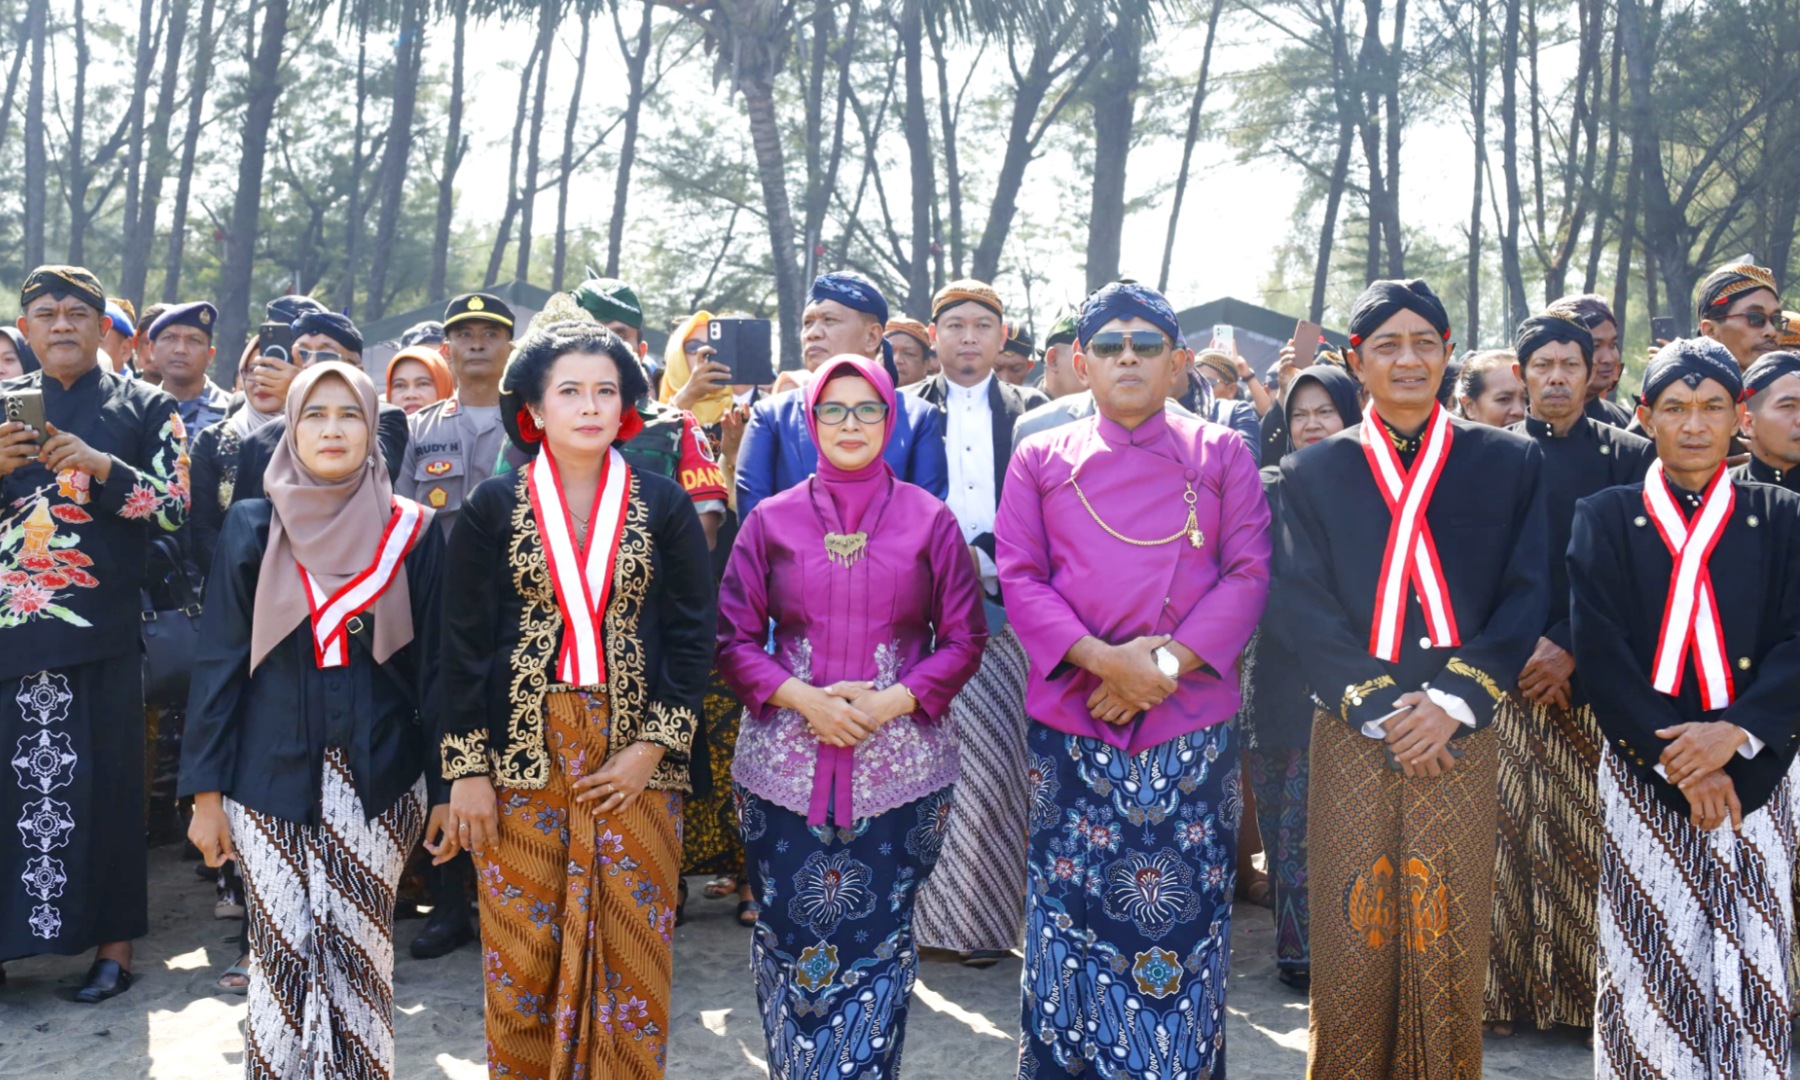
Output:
[528,445,632,688]
[1642,460,1736,709]
[1360,403,1461,662]
[300,496,428,668]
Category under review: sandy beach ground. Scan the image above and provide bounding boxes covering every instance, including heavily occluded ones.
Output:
[1,845,1604,1077]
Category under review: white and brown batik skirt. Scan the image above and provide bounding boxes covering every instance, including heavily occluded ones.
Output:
[1596,748,1800,1079]
[229,749,424,1080]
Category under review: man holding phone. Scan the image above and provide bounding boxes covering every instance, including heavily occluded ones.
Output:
[0,265,190,1002]
[231,310,411,501]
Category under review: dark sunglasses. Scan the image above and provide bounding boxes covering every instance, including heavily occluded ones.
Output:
[1720,310,1790,331]
[813,401,890,426]
[1086,330,1170,360]
[682,338,705,354]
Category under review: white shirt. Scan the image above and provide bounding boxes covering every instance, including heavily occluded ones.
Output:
[944,374,998,595]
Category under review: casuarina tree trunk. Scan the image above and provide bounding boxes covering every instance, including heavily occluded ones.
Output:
[216,0,291,360]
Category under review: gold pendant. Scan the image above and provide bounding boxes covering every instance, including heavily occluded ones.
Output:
[824,531,869,567]
[1185,507,1204,549]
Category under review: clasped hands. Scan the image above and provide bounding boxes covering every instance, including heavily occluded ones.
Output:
[785,677,916,748]
[1656,721,1748,832]
[1075,634,1182,726]
[1380,692,1463,778]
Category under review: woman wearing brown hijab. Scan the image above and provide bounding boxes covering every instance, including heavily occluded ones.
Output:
[180,362,451,1079]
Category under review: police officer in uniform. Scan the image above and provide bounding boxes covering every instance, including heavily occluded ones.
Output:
[396,291,514,959]
[397,293,515,535]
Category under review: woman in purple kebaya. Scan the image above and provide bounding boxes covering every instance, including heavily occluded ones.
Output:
[716,353,986,1079]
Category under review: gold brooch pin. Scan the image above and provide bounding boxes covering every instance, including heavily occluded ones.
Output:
[824,532,869,567]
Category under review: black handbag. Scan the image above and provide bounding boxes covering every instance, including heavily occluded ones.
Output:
[141,536,202,709]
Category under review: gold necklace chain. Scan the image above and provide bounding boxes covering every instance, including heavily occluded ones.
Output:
[1069,472,1205,549]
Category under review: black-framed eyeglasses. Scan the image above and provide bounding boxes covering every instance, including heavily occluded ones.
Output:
[1086,330,1170,360]
[1720,311,1789,331]
[295,348,345,366]
[813,401,890,426]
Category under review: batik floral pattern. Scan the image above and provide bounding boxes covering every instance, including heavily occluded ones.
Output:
[903,788,954,864]
[787,849,877,939]
[1018,721,1237,1079]
[740,786,945,1079]
[12,669,76,941]
[0,407,186,627]
[15,671,70,726]
[11,729,76,793]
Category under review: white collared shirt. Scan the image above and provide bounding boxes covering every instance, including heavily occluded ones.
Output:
[944,374,998,594]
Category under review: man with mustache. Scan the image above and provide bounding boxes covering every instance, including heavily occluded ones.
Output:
[1274,278,1549,1078]
[1572,338,1800,1077]
[1483,312,1653,1037]
[0,265,190,1002]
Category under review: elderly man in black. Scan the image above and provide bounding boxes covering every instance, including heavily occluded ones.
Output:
[1484,313,1654,1037]
[1572,338,1800,1078]
[0,266,189,1000]
[1275,278,1548,1079]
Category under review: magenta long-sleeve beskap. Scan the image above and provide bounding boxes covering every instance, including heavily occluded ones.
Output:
[998,408,1272,753]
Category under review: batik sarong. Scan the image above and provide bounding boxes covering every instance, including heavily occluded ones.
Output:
[738,782,951,1079]
[914,624,1030,952]
[682,668,747,878]
[1486,692,1601,1029]
[1247,744,1310,979]
[476,691,683,1080]
[1307,709,1499,1080]
[229,748,425,1079]
[1596,748,1798,1079]
[1018,720,1237,1079]
[2,657,147,962]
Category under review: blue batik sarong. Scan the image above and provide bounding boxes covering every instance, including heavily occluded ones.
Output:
[738,783,953,1080]
[1017,720,1239,1080]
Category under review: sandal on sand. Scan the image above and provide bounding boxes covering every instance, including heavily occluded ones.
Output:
[703,875,739,900]
[217,955,250,996]
[960,950,1008,969]
[737,900,761,927]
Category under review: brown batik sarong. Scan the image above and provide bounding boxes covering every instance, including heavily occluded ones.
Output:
[475,691,684,1080]
[1485,692,1602,1030]
[1307,708,1499,1080]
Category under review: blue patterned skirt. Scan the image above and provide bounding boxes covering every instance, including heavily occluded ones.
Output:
[1018,720,1239,1079]
[737,783,954,1079]
[1246,744,1310,976]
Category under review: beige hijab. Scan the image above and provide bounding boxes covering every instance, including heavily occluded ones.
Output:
[250,362,431,672]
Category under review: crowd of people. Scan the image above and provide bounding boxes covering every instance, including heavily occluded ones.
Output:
[0,251,1798,1080]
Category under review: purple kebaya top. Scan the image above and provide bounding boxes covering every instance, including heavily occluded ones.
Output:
[997,407,1271,753]
[717,354,988,827]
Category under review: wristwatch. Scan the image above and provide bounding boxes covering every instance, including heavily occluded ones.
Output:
[1153,646,1181,679]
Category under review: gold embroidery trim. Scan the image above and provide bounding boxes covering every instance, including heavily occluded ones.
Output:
[502,469,555,787]
[1341,675,1396,719]
[602,474,688,792]
[641,701,698,758]
[440,729,489,780]
[1444,658,1503,704]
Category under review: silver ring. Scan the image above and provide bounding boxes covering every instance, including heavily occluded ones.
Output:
[458,823,469,831]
